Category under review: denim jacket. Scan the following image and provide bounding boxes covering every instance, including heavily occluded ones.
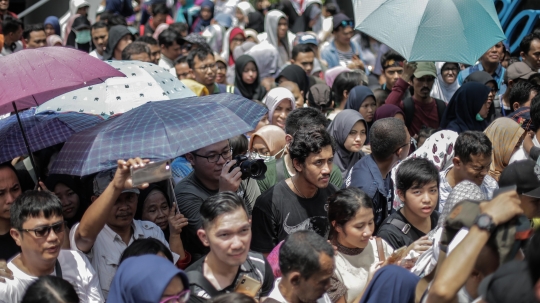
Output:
[321,40,363,69]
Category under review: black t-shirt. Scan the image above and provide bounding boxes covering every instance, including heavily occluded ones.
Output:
[185,252,274,303]
[0,231,20,260]
[250,180,337,253]
[376,209,439,249]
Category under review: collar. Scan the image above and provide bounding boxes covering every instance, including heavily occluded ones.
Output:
[103,220,145,243]
[476,63,503,78]
[160,55,174,66]
[365,155,389,194]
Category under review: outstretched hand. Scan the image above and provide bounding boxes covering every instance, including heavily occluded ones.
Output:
[113,158,150,191]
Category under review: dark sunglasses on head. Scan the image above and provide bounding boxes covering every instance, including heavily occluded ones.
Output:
[339,20,354,28]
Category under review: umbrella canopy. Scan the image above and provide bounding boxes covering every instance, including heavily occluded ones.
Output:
[0,47,125,115]
[0,108,104,164]
[49,94,268,176]
[353,0,506,65]
[36,61,196,118]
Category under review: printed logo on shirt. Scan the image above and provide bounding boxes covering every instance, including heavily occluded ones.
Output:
[283,213,329,236]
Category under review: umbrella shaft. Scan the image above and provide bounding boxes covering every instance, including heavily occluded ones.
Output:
[12,102,40,186]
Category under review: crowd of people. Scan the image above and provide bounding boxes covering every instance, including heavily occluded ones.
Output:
[2,0,540,302]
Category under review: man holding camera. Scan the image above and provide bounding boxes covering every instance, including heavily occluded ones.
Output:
[176,139,261,263]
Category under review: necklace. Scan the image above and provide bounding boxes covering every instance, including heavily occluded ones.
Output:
[291,176,318,199]
[334,240,365,256]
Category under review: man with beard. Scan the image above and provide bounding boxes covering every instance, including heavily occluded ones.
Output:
[70,158,183,299]
[251,127,337,255]
[185,192,274,302]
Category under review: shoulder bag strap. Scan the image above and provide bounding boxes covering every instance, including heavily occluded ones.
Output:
[388,218,411,235]
[375,237,386,262]
[435,98,447,123]
[186,271,221,297]
[403,97,415,127]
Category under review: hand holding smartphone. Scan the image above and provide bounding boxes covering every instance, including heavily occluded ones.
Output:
[130,159,172,187]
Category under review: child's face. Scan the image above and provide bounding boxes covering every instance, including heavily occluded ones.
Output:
[201,7,212,20]
[399,181,438,219]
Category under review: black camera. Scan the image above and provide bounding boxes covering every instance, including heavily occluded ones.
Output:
[229,155,267,180]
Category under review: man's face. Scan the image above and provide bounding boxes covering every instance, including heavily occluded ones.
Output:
[175,62,192,80]
[200,208,251,268]
[412,75,435,99]
[130,52,152,62]
[519,194,540,220]
[277,17,288,39]
[188,140,231,184]
[522,39,540,71]
[161,41,182,61]
[106,192,138,229]
[152,13,168,29]
[292,51,314,75]
[12,214,64,265]
[482,42,504,64]
[0,167,21,221]
[293,253,334,303]
[148,44,161,64]
[294,145,333,189]
[400,181,438,219]
[192,54,217,87]
[0,0,9,11]
[116,35,133,54]
[383,66,403,90]
[455,153,492,186]
[334,26,353,46]
[26,30,47,48]
[91,27,109,53]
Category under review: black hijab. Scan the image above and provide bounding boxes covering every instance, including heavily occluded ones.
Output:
[277,64,309,100]
[235,55,267,101]
[463,71,498,119]
[439,82,491,133]
[247,11,264,33]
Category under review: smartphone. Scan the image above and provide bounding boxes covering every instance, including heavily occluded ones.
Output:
[234,274,262,298]
[130,159,172,187]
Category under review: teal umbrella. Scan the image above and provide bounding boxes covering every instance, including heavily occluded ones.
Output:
[353,0,506,65]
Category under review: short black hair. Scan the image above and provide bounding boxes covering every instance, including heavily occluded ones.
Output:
[509,81,538,107]
[230,135,248,158]
[530,94,540,127]
[454,131,492,164]
[136,35,158,45]
[21,276,80,303]
[121,41,151,60]
[2,16,22,36]
[289,127,335,165]
[332,72,364,106]
[327,188,373,240]
[169,22,189,35]
[187,46,214,69]
[369,118,407,161]
[324,3,338,15]
[11,190,63,230]
[107,14,128,26]
[292,43,314,60]
[151,2,170,16]
[174,55,188,65]
[0,162,20,184]
[119,238,174,264]
[285,107,327,135]
[23,23,45,40]
[520,32,540,54]
[279,230,334,279]
[91,20,108,31]
[396,158,440,195]
[380,50,405,70]
[158,28,182,48]
[200,191,249,229]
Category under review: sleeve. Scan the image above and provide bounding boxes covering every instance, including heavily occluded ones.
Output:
[250,194,278,253]
[385,78,409,109]
[69,223,93,258]
[530,146,540,161]
[327,273,348,303]
[175,192,205,232]
[75,251,104,303]
[176,251,192,269]
[260,258,276,297]
[242,178,261,214]
[153,225,181,264]
[330,165,343,189]
[376,227,404,250]
[457,69,465,85]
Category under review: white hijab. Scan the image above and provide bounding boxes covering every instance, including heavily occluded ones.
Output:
[431,62,460,103]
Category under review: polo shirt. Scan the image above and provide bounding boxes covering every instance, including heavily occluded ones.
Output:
[268,278,331,303]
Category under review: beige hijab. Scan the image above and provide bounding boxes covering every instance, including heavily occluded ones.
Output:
[484,117,525,181]
[248,125,286,157]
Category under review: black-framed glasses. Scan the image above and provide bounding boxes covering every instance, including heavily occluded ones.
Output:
[192,148,232,163]
[19,221,65,238]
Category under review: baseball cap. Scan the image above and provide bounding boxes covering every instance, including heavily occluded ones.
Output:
[498,159,540,198]
[296,33,318,46]
[413,62,437,78]
[93,169,140,196]
[332,13,353,31]
[478,260,537,303]
[506,62,537,81]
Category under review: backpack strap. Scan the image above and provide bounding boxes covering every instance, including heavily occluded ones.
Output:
[186,271,221,297]
[375,237,386,262]
[388,218,411,235]
[275,157,286,183]
[434,98,447,123]
[403,97,415,128]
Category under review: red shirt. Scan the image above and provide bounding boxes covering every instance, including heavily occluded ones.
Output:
[385,78,440,136]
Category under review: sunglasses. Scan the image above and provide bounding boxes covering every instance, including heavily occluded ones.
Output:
[19,221,65,238]
[339,20,354,28]
[159,290,190,303]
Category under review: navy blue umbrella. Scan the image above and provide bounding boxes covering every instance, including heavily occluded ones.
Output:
[0,109,104,164]
[49,94,268,176]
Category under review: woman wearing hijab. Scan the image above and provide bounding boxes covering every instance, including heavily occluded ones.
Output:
[345,86,377,128]
[44,16,60,37]
[327,110,368,178]
[325,66,351,87]
[45,175,89,228]
[440,82,492,133]
[249,125,287,160]
[64,15,92,52]
[431,62,460,103]
[261,10,296,68]
[463,70,498,118]
[246,41,280,79]
[108,255,190,303]
[263,87,296,129]
[236,2,256,28]
[247,11,265,33]
[221,27,246,67]
[175,0,195,25]
[276,64,309,100]
[235,55,267,101]
[373,104,405,122]
[484,117,525,181]
[191,0,214,33]
[359,265,419,303]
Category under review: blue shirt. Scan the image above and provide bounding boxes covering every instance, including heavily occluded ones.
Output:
[345,155,393,229]
[457,63,507,95]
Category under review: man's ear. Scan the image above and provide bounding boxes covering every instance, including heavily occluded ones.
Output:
[292,158,303,173]
[452,156,461,168]
[397,189,406,202]
[534,279,540,301]
[10,228,22,246]
[285,134,293,144]
[185,153,196,166]
[290,59,295,64]
[520,51,526,60]
[197,229,209,247]
[289,272,301,287]
[513,102,521,111]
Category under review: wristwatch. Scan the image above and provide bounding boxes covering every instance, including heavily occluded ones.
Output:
[473,214,497,233]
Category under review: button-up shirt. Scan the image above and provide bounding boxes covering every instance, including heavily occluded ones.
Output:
[457,62,507,95]
[439,165,498,212]
[70,220,178,299]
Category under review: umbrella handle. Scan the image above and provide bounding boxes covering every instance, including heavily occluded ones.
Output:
[12,102,41,190]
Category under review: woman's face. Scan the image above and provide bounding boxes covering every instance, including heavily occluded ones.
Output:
[141,190,170,230]
[336,206,374,249]
[201,7,212,20]
[359,96,377,122]
[441,63,459,85]
[215,61,227,84]
[479,89,494,119]
[272,99,293,129]
[256,114,269,131]
[44,24,55,37]
[251,136,270,156]
[242,62,258,85]
[277,17,288,39]
[230,34,245,53]
[160,276,186,303]
[236,8,245,22]
[54,183,80,220]
[486,82,497,104]
[343,121,366,153]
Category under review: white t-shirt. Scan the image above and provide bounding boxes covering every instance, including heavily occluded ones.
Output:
[268,278,332,303]
[510,135,540,164]
[89,50,104,60]
[0,250,103,303]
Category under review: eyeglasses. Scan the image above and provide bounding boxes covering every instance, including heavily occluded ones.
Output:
[339,20,354,28]
[19,221,65,238]
[192,148,233,163]
[232,37,246,43]
[159,290,190,303]
[195,63,217,72]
